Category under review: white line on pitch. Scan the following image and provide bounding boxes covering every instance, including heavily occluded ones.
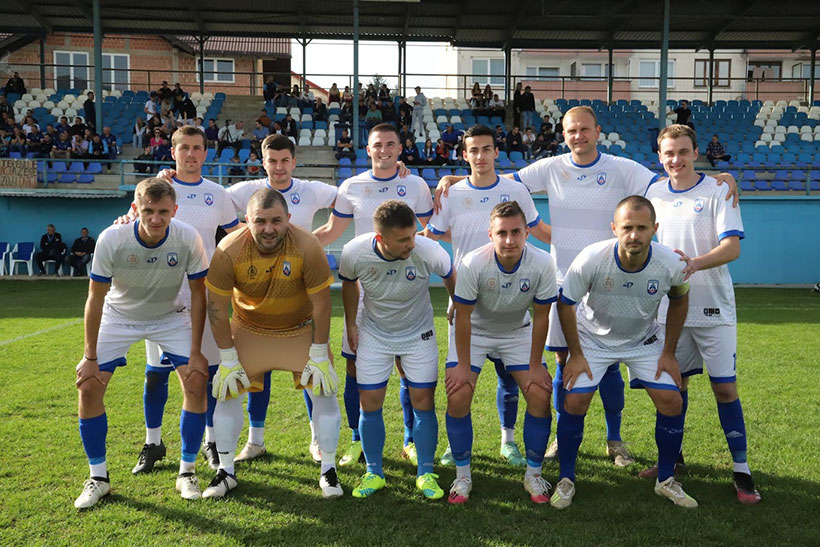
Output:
[0,319,83,346]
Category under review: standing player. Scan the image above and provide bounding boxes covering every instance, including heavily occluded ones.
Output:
[445,201,557,504]
[314,123,434,467]
[338,200,455,499]
[226,134,337,464]
[424,124,551,467]
[644,124,760,504]
[203,188,342,499]
[127,126,240,476]
[74,178,210,508]
[552,196,695,509]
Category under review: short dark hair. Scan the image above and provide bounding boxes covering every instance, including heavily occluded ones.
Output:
[368,123,400,140]
[261,134,295,156]
[171,125,207,148]
[135,177,176,205]
[615,195,656,224]
[490,201,526,224]
[463,124,496,145]
[248,188,289,216]
[373,200,416,233]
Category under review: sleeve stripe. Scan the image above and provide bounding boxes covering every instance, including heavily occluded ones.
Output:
[534,295,557,305]
[89,273,111,283]
[331,208,354,218]
[187,269,209,280]
[221,218,240,229]
[204,279,233,296]
[427,223,447,235]
[306,276,334,294]
[527,214,541,228]
[452,294,477,305]
[513,172,522,183]
[440,265,453,279]
[718,229,744,241]
[417,208,434,218]
[558,293,576,305]
[338,273,357,282]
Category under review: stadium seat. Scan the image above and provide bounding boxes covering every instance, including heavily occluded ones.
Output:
[57,173,76,183]
[0,242,8,275]
[10,243,35,276]
[76,174,95,184]
[326,253,338,270]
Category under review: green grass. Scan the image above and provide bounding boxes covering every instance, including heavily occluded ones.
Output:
[1,282,819,546]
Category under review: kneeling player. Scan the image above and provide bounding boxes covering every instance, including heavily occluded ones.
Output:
[203,188,342,499]
[339,200,455,499]
[74,178,210,508]
[552,196,697,509]
[445,201,558,504]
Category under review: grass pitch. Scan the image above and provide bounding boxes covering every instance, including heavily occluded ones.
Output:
[0,282,819,546]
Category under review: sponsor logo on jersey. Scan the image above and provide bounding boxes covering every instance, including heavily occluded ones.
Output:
[291,192,301,205]
[577,174,587,181]
[693,198,705,213]
[501,282,511,288]
[405,266,417,280]
[673,200,683,208]
[647,279,659,295]
[702,307,721,317]
[167,252,178,267]
[500,194,510,202]
[247,265,257,278]
[623,281,633,288]
[187,193,197,199]
[561,170,570,181]
[397,184,407,197]
[520,278,530,292]
[642,334,658,346]
[146,256,158,263]
[387,269,397,275]
[596,172,607,185]
[379,187,389,193]
[603,277,614,290]
[204,193,214,206]
[480,196,489,203]
[368,267,378,277]
[283,260,291,276]
[421,329,434,341]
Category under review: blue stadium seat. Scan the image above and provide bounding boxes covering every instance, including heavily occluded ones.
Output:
[509,151,523,162]
[753,180,771,191]
[740,180,754,192]
[57,173,75,183]
[326,253,338,270]
[76,174,94,184]
[86,162,102,174]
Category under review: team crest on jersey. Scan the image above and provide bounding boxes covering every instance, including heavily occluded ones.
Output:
[290,192,301,205]
[500,194,510,202]
[603,277,614,291]
[405,266,417,280]
[597,172,607,186]
[167,252,178,267]
[561,170,570,181]
[464,197,473,208]
[486,277,498,289]
[397,185,407,197]
[368,267,378,277]
[647,279,659,295]
[204,193,214,206]
[247,265,257,278]
[519,278,531,292]
[693,198,705,213]
[364,185,373,195]
[283,260,292,276]
[127,254,139,266]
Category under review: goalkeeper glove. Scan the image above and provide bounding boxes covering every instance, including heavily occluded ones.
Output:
[212,347,250,402]
[300,343,339,396]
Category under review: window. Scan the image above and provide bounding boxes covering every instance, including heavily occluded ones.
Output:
[747,61,781,80]
[582,63,610,80]
[791,63,820,79]
[525,67,560,81]
[471,58,505,86]
[54,51,89,90]
[196,58,235,83]
[102,54,130,91]
[694,59,731,87]
[639,60,675,88]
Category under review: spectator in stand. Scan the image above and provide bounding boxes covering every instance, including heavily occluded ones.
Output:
[470,82,484,110]
[26,124,43,151]
[153,137,171,163]
[512,81,523,128]
[149,127,164,152]
[420,138,440,166]
[705,134,731,167]
[280,114,296,138]
[412,86,426,136]
[399,122,414,147]
[328,83,341,105]
[217,120,245,154]
[9,127,27,155]
[340,100,353,124]
[441,123,461,151]
[35,224,65,276]
[144,91,159,121]
[507,125,524,154]
[365,102,383,129]
[44,123,57,140]
[401,137,419,165]
[70,116,87,138]
[435,138,451,165]
[157,81,173,103]
[342,85,353,106]
[204,118,219,148]
[67,227,96,277]
[298,86,315,109]
[520,86,536,132]
[146,113,164,137]
[365,83,377,101]
[4,71,26,95]
[522,126,536,159]
[0,111,13,131]
[245,150,262,176]
[379,96,395,123]
[174,93,197,124]
[252,120,270,142]
[0,128,9,157]
[483,84,493,107]
[71,133,89,158]
[0,95,12,118]
[314,97,328,122]
[52,130,72,159]
[670,99,694,128]
[257,109,271,128]
[335,128,356,162]
[22,115,40,135]
[488,93,505,122]
[228,154,244,178]
[378,83,391,103]
[173,82,185,97]
[194,117,205,133]
[89,133,107,160]
[263,76,277,102]
[37,133,56,159]
[494,124,507,149]
[270,120,284,136]
[134,145,154,173]
[538,121,559,157]
[398,96,413,127]
[101,126,118,162]
[55,115,71,134]
[531,133,550,160]
[83,92,96,131]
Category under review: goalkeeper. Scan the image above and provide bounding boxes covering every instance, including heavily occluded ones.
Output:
[203,188,341,499]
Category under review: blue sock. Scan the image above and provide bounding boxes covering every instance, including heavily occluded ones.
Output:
[205,365,218,428]
[553,360,566,419]
[599,363,624,442]
[180,410,206,464]
[303,389,313,421]
[446,412,473,466]
[656,411,685,482]
[344,374,361,441]
[400,377,414,445]
[717,398,747,463]
[494,360,519,430]
[523,411,551,467]
[413,408,437,476]
[247,371,271,428]
[557,410,585,483]
[143,366,171,429]
[359,409,385,477]
[79,413,107,467]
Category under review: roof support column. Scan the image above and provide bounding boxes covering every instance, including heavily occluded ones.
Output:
[504,43,512,103]
[707,47,714,105]
[402,40,407,97]
[92,0,103,131]
[353,0,360,149]
[607,47,613,105]
[809,48,817,105]
[296,38,312,92]
[397,40,403,96]
[39,36,46,89]
[197,35,206,94]
[658,0,670,133]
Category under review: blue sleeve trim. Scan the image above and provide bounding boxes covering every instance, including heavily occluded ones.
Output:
[427,223,446,235]
[341,350,357,360]
[89,273,111,283]
[187,269,208,280]
[558,292,576,306]
[534,295,558,305]
[331,208,354,218]
[417,208,434,218]
[513,172,522,183]
[221,218,240,229]
[338,274,358,282]
[440,265,453,279]
[527,214,541,228]
[452,294,477,305]
[718,229,744,241]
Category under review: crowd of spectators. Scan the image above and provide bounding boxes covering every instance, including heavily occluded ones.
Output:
[32,223,96,277]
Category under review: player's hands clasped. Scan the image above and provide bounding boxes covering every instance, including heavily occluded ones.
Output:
[301,343,339,396]
[445,364,475,396]
[213,347,250,402]
[562,353,592,391]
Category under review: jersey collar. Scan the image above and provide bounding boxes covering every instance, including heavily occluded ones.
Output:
[267,178,294,193]
[372,236,400,262]
[613,242,652,273]
[667,173,705,193]
[369,169,399,182]
[133,220,170,249]
[569,151,602,168]
[466,174,500,190]
[494,247,525,274]
[172,176,203,187]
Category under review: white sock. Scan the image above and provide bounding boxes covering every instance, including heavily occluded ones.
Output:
[525,464,542,478]
[204,426,215,443]
[456,464,471,480]
[308,391,341,474]
[309,420,317,443]
[733,462,751,475]
[90,461,107,478]
[179,459,195,474]
[145,427,162,446]
[213,394,245,476]
[501,427,515,444]
[248,426,265,446]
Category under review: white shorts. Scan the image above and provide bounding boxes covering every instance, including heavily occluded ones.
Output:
[97,313,191,373]
[445,322,540,374]
[145,318,219,371]
[569,339,678,393]
[546,304,567,352]
[673,324,737,383]
[355,324,439,389]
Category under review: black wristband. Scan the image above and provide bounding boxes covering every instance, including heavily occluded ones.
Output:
[84,356,98,361]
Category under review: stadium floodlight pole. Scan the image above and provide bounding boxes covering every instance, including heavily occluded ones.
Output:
[198,36,205,94]
[810,48,817,106]
[39,37,46,89]
[92,0,103,131]
[658,0,670,133]
[353,0,360,150]
[707,48,715,106]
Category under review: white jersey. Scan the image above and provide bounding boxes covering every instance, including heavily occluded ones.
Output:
[333,170,434,236]
[227,177,337,231]
[454,242,557,337]
[90,219,210,322]
[646,174,744,327]
[427,175,541,267]
[515,152,659,282]
[338,233,452,339]
[173,176,239,258]
[560,239,687,357]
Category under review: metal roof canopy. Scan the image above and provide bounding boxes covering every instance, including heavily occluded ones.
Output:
[2,0,819,51]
